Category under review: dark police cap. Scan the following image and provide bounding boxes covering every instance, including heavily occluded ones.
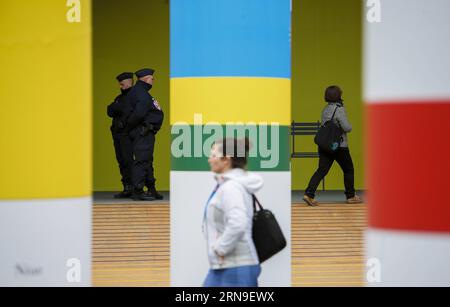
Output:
[116,72,134,82]
[135,68,155,78]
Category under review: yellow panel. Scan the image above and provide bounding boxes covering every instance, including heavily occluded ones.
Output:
[0,1,92,199]
[170,77,291,125]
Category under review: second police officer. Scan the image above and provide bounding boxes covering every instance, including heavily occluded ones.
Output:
[127,68,164,201]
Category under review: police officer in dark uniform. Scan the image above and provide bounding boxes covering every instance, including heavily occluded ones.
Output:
[107,72,135,198]
[127,68,164,201]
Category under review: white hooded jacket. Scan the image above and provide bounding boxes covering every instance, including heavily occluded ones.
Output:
[203,168,264,269]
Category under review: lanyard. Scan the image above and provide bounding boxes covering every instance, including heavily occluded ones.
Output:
[203,184,220,222]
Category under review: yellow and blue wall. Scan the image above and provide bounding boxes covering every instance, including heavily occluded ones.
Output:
[169,0,292,286]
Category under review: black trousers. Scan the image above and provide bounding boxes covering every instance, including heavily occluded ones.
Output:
[305,147,356,199]
[131,130,156,190]
[112,132,133,189]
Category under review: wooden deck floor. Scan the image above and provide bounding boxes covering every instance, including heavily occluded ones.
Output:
[292,203,366,287]
[92,204,170,287]
[93,203,366,287]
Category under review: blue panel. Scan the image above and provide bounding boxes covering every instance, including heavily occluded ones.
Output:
[170,0,291,78]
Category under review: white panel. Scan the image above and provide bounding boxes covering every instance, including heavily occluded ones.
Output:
[364,0,450,103]
[171,171,291,287]
[366,228,450,286]
[0,198,92,287]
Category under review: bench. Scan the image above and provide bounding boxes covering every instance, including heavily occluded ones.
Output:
[291,121,326,191]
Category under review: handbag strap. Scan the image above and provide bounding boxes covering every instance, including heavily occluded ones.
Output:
[330,105,343,131]
[330,105,340,120]
[252,194,264,214]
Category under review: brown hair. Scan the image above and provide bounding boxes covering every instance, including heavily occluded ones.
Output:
[324,85,343,103]
[215,137,251,169]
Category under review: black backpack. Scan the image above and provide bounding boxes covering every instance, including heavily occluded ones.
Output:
[252,195,287,263]
[314,106,343,153]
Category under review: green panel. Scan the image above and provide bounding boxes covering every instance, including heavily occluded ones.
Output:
[171,125,290,172]
[291,0,364,190]
[93,0,170,191]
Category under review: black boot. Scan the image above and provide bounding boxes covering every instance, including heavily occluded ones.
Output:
[147,185,164,200]
[114,186,133,199]
[132,189,155,201]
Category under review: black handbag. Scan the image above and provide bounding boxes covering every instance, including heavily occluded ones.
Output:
[314,105,343,153]
[252,195,287,263]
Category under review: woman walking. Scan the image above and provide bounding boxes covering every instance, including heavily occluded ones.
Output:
[303,86,362,206]
[203,138,263,287]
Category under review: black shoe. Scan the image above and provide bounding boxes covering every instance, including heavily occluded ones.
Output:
[114,191,132,199]
[146,191,163,200]
[132,190,155,201]
[147,186,164,200]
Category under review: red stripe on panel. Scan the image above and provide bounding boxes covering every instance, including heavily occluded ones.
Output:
[366,101,450,233]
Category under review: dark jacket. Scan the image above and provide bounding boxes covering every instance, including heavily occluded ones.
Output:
[107,88,133,134]
[127,80,164,135]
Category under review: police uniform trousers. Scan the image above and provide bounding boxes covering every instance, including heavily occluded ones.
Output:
[131,130,156,190]
[112,132,134,189]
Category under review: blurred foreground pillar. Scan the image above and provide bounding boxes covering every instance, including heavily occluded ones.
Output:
[0,1,92,286]
[365,0,450,286]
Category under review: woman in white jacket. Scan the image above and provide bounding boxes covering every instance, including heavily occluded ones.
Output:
[203,138,264,287]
